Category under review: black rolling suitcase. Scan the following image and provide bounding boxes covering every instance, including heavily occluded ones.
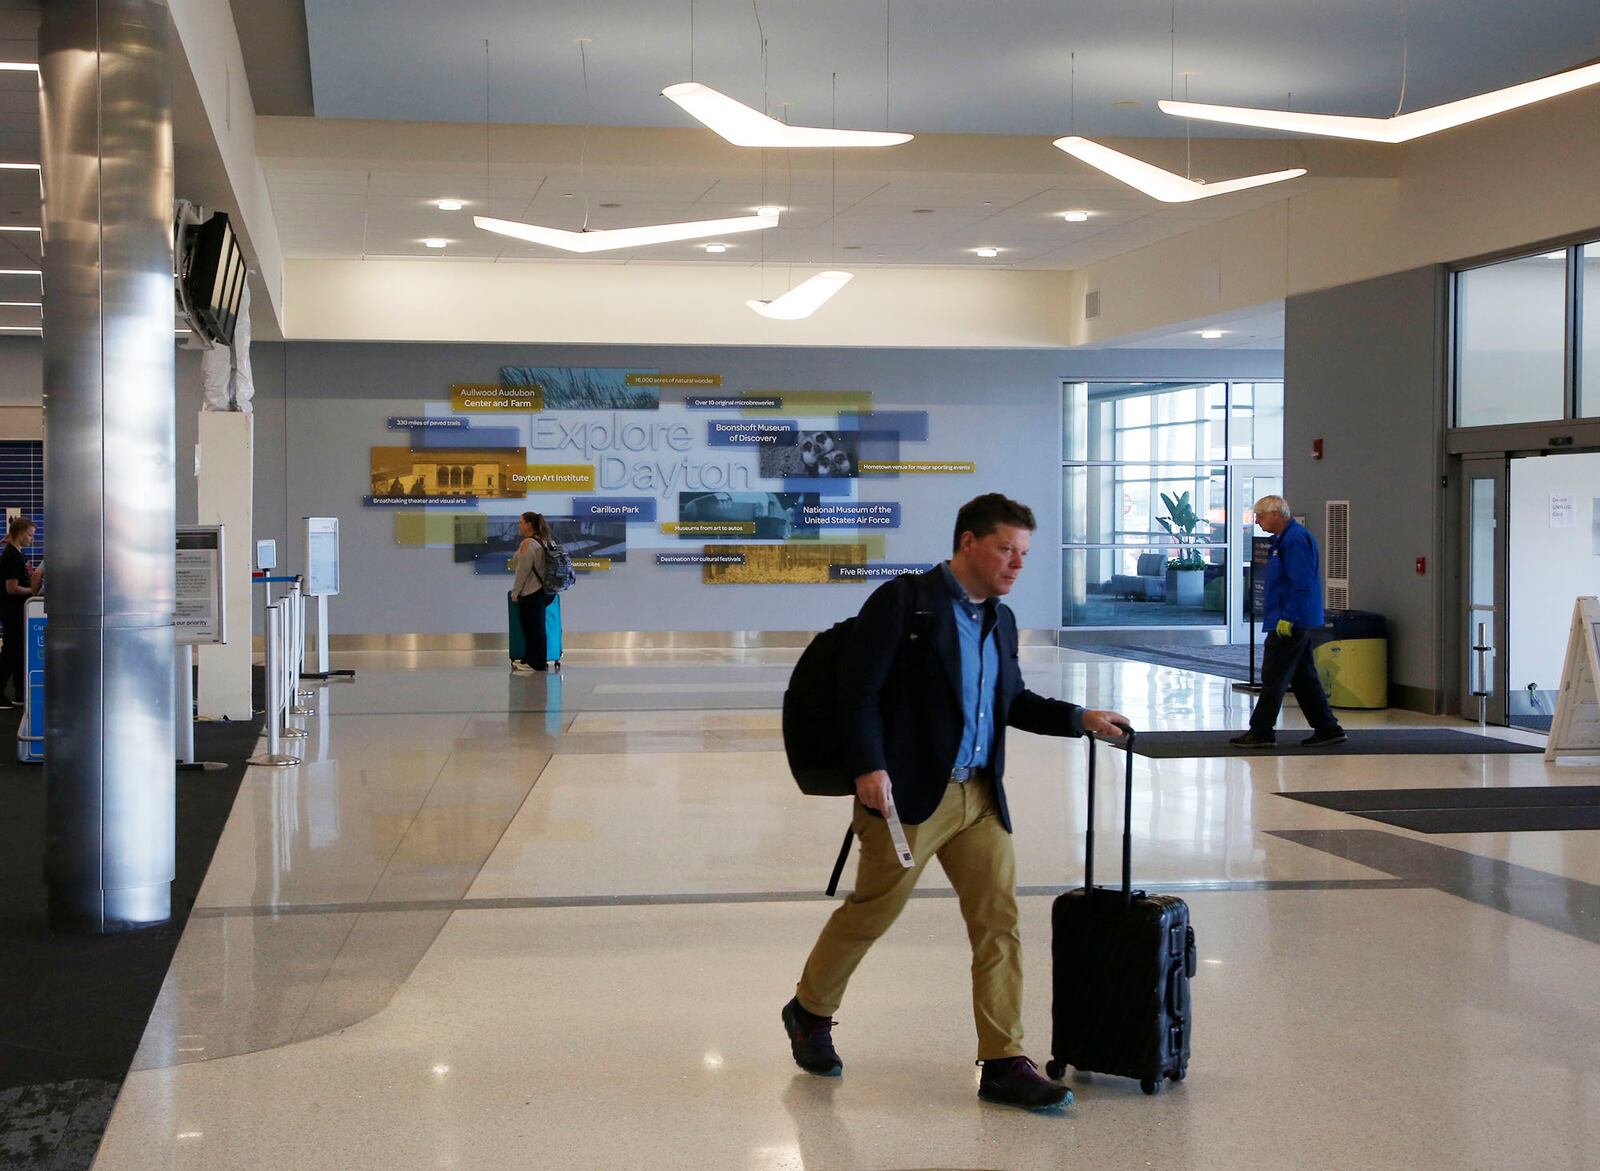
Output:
[1047,726,1196,1095]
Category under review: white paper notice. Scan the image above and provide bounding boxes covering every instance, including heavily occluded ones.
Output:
[1550,493,1576,529]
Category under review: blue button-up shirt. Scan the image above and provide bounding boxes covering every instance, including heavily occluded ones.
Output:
[940,562,998,770]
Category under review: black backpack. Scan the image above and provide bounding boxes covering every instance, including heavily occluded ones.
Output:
[781,618,859,797]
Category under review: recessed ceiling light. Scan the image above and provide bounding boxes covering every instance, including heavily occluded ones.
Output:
[975,247,1000,258]
[912,208,935,214]
[435,199,464,211]
[0,163,40,171]
[704,243,727,253]
[841,245,862,251]
[1063,210,1091,223]
[754,205,785,216]
[1198,329,1227,339]
[561,192,575,198]
[0,301,40,308]
[1111,99,1142,109]
[0,63,38,73]
[0,268,41,276]
[0,226,41,233]
[422,238,447,249]
[599,202,622,209]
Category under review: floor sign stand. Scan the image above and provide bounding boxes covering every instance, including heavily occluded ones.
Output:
[1545,597,1600,762]
[302,516,354,681]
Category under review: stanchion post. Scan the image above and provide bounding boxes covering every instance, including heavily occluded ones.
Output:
[1472,618,1491,732]
[249,603,301,767]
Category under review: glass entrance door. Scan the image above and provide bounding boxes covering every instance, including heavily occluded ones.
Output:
[1228,463,1283,645]
[1461,457,1508,724]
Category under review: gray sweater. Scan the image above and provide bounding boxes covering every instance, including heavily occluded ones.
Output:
[510,539,548,601]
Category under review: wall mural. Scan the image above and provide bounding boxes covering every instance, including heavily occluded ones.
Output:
[372,367,971,583]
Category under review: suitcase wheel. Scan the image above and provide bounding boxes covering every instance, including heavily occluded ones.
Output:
[551,660,562,673]
[1140,1078,1160,1096]
[1045,1059,1066,1080]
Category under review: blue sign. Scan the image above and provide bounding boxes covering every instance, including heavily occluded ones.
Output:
[416,425,522,449]
[389,416,467,430]
[708,420,798,446]
[799,502,902,528]
[20,606,44,763]
[828,563,934,582]
[687,395,783,410]
[573,497,657,522]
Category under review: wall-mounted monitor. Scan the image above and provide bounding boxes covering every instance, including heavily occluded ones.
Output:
[180,211,247,347]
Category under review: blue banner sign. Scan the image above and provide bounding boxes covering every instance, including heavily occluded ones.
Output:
[829,563,934,581]
[573,497,658,521]
[687,395,783,410]
[708,420,798,446]
[389,416,468,430]
[800,502,902,527]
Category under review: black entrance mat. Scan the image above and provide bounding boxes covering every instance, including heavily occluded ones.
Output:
[1130,728,1544,759]
[1280,786,1600,833]
[0,712,262,1168]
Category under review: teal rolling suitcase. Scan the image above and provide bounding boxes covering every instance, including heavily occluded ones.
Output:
[509,592,563,670]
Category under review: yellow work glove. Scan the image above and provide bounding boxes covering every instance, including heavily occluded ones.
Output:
[1275,619,1294,638]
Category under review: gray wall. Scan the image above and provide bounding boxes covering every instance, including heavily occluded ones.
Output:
[0,336,1283,636]
[241,342,1282,636]
[1284,266,1448,711]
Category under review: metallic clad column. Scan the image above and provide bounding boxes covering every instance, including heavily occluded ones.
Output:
[41,0,177,931]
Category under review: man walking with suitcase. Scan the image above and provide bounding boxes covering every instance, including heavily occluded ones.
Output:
[1230,495,1346,748]
[780,494,1128,1110]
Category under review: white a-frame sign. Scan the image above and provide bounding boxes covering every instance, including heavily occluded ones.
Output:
[1545,597,1600,761]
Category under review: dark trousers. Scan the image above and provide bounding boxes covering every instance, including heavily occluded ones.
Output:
[1250,629,1342,736]
[0,610,23,701]
[515,590,553,666]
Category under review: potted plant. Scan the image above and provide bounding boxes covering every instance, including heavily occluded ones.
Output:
[1157,490,1208,606]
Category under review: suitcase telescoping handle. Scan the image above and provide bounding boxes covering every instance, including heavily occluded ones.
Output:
[1082,720,1136,903]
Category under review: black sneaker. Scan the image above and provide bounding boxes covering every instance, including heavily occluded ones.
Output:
[1228,730,1276,748]
[978,1056,1072,1111]
[781,997,842,1076]
[1301,729,1348,748]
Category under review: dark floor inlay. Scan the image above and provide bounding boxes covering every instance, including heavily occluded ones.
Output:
[1282,786,1600,833]
[0,1079,121,1171]
[1131,728,1542,758]
[1268,828,1600,945]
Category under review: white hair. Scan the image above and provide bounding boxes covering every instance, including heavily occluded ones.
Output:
[1253,494,1290,517]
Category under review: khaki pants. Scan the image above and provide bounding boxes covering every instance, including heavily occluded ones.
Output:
[796,774,1023,1060]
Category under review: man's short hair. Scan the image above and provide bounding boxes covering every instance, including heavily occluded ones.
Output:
[953,493,1036,553]
[1253,494,1290,518]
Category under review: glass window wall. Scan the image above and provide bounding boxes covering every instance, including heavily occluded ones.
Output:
[1062,381,1281,629]
[1455,252,1568,427]
[1583,243,1600,417]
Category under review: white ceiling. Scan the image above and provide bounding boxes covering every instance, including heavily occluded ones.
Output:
[259,129,1354,271]
[302,0,1600,137]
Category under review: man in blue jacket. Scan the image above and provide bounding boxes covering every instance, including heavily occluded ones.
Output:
[1231,495,1346,748]
[780,494,1127,1111]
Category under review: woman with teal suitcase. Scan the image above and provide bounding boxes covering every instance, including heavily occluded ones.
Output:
[508,512,566,673]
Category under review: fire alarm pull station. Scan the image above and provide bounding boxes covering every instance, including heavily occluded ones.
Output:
[1415,556,1427,575]
[1312,438,1324,460]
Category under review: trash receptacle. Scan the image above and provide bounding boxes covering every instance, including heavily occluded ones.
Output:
[1311,610,1388,709]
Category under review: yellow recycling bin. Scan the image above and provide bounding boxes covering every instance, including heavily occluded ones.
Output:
[1311,610,1389,709]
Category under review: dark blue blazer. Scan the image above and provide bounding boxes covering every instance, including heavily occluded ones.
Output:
[838,567,1085,831]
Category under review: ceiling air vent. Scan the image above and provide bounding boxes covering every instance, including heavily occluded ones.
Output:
[1084,289,1100,320]
[1324,500,1350,612]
